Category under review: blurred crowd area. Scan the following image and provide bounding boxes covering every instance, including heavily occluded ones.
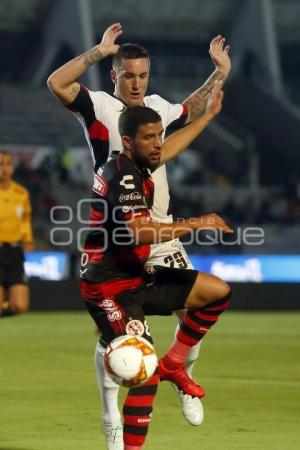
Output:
[168,148,300,227]
[6,144,300,252]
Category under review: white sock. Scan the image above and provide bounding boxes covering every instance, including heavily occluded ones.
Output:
[95,341,122,425]
[173,323,202,377]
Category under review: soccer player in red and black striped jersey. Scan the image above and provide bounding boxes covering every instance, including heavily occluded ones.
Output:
[80,102,232,449]
[48,23,231,449]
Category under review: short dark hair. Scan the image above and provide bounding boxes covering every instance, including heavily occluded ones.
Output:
[112,43,149,69]
[118,106,161,138]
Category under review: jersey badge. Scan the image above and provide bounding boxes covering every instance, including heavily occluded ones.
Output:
[92,174,108,196]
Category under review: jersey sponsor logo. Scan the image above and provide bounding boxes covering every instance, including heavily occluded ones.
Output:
[120,175,135,189]
[126,319,145,336]
[122,204,147,213]
[92,174,108,196]
[98,298,123,322]
[119,192,143,202]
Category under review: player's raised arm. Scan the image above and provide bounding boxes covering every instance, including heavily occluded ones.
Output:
[183,35,230,123]
[160,81,223,165]
[47,23,123,105]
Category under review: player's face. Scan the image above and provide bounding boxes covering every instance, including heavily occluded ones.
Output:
[111,58,150,106]
[131,122,163,169]
[0,154,14,182]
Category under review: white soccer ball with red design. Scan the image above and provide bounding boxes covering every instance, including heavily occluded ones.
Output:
[104,335,157,388]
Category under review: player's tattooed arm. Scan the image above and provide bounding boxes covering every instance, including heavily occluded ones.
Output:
[76,46,105,67]
[161,81,223,165]
[47,23,122,105]
[48,45,108,105]
[183,71,225,122]
[183,35,230,123]
[68,84,80,100]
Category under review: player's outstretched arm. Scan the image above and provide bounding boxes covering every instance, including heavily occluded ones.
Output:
[47,23,122,105]
[182,35,230,123]
[127,212,233,245]
[160,81,223,165]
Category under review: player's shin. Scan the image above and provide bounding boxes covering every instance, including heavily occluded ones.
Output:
[123,368,159,448]
[176,293,231,348]
[95,342,122,425]
[173,322,201,377]
[159,292,231,398]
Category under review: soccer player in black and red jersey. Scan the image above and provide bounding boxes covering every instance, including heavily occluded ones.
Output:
[80,83,232,450]
[48,23,231,448]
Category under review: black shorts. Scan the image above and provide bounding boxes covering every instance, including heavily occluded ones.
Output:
[0,245,27,288]
[84,266,198,347]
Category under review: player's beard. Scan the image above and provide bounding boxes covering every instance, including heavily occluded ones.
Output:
[134,155,159,172]
[135,154,159,171]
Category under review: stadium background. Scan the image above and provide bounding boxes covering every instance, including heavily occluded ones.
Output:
[1,1,299,449]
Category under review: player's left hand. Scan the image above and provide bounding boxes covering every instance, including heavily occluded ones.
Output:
[209,35,231,78]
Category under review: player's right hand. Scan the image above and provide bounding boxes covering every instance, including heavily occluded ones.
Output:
[205,80,224,118]
[196,213,233,233]
[99,23,123,56]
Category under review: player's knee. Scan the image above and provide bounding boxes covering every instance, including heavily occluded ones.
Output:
[204,278,231,304]
[186,274,231,308]
[218,280,231,300]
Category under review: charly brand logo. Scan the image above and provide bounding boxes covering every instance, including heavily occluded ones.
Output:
[120,175,135,189]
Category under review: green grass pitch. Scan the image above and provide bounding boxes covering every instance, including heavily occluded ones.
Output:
[1,311,299,450]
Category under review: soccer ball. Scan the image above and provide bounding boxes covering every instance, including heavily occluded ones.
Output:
[104,335,157,388]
